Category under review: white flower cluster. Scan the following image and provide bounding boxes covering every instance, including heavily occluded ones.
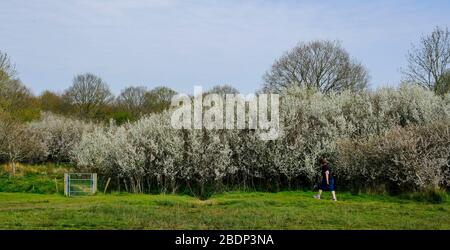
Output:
[6,85,448,194]
[28,112,95,162]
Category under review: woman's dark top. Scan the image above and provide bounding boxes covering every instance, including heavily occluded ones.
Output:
[321,164,332,180]
[320,163,335,191]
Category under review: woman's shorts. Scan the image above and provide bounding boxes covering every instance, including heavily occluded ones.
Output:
[320,178,335,191]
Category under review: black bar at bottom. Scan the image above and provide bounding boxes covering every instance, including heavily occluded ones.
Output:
[0,230,447,249]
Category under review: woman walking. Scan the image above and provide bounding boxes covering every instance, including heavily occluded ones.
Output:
[314,158,337,201]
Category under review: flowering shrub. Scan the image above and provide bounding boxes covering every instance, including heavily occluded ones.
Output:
[28,112,95,162]
[10,85,450,195]
[336,122,450,192]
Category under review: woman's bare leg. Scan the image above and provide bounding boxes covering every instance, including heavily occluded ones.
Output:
[314,190,323,199]
[331,191,337,201]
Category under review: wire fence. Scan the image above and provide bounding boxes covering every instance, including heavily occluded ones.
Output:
[64,173,97,197]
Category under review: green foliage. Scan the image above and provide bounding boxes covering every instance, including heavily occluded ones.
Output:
[0,173,59,194]
[12,107,41,122]
[436,71,450,96]
[38,90,72,116]
[0,163,70,194]
[111,111,134,125]
[34,86,178,123]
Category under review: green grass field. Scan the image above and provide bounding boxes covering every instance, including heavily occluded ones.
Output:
[0,191,449,229]
[0,163,449,230]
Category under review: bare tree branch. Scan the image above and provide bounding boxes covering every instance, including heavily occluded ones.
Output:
[262,40,370,93]
[117,86,147,116]
[403,26,450,92]
[63,73,112,119]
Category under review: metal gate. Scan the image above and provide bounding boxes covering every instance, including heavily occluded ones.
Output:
[64,173,97,197]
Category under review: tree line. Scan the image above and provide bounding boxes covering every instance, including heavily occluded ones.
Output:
[2,26,449,124]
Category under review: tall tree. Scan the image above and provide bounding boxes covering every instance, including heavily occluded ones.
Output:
[262,40,370,93]
[117,86,147,117]
[39,90,72,115]
[403,26,450,92]
[143,86,177,113]
[63,73,113,119]
[0,50,16,81]
[0,50,38,121]
[149,86,177,103]
[0,78,31,110]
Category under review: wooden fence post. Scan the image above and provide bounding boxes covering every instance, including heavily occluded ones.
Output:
[104,177,111,194]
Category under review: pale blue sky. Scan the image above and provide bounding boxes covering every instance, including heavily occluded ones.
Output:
[1,0,449,95]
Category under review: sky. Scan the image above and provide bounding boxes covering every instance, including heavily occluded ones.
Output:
[1,0,450,95]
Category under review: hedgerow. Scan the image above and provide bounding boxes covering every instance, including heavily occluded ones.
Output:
[2,84,449,197]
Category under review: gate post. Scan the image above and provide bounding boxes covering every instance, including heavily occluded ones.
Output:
[92,173,98,194]
[64,173,69,197]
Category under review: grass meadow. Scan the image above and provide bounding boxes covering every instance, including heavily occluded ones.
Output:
[0,191,449,230]
[0,163,449,230]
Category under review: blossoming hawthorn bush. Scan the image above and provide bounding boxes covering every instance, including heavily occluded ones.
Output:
[71,112,231,196]
[14,85,450,195]
[28,112,95,162]
[225,129,283,190]
[180,128,231,197]
[71,125,114,174]
[0,117,47,168]
[128,112,184,193]
[72,121,147,193]
[336,122,450,192]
